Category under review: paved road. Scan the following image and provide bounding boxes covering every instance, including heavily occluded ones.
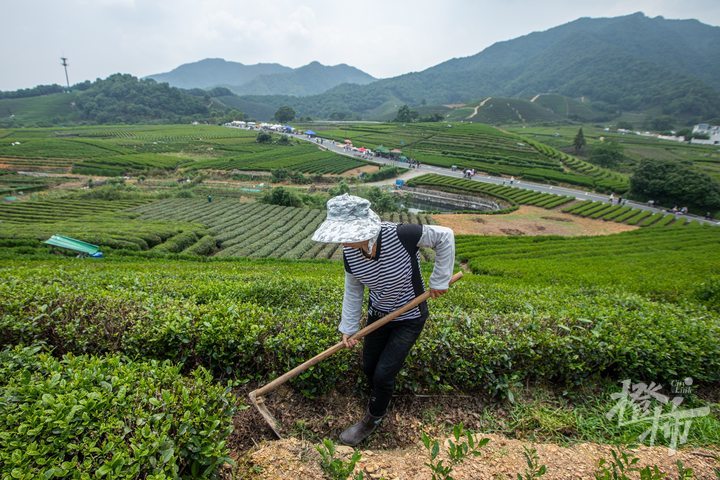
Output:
[288,131,719,226]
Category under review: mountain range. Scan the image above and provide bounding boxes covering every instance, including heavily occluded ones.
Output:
[218,12,720,123]
[146,59,376,96]
[3,12,720,126]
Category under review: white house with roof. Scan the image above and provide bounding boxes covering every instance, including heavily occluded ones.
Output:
[691,124,720,145]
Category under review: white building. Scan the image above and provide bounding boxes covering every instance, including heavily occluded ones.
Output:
[691,124,720,145]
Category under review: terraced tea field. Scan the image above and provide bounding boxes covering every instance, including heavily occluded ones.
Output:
[506,124,720,182]
[408,173,692,227]
[133,198,435,260]
[407,173,574,209]
[0,125,366,176]
[307,122,628,191]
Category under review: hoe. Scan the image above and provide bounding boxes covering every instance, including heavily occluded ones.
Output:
[249,271,463,437]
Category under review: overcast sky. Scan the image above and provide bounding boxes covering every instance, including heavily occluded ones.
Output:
[3,0,720,91]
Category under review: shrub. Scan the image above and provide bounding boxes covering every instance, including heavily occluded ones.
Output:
[261,187,303,207]
[256,131,272,143]
[0,345,236,479]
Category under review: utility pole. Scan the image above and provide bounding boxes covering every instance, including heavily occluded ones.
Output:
[60,57,70,91]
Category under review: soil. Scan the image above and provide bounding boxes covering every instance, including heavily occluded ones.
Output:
[432,206,638,237]
[237,435,719,480]
[231,387,720,479]
[341,165,383,177]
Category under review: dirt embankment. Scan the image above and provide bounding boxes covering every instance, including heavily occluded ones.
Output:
[238,434,719,480]
[433,205,638,237]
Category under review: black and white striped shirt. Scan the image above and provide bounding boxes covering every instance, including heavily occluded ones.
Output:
[339,223,455,335]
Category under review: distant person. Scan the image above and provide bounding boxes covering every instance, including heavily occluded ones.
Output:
[311,194,455,447]
[510,176,515,185]
[207,195,213,203]
[609,193,615,204]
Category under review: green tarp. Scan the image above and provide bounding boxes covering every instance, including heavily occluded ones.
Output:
[44,235,102,256]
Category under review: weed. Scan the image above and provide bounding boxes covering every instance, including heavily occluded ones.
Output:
[316,438,364,480]
[594,446,693,480]
[517,446,547,479]
[422,422,490,480]
[676,460,694,480]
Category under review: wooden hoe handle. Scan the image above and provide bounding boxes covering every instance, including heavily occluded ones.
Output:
[250,271,463,398]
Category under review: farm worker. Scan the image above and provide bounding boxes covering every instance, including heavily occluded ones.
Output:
[312,193,455,446]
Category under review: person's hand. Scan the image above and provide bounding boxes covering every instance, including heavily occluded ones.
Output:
[342,334,359,348]
[429,289,448,298]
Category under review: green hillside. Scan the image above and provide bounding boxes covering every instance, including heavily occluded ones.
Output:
[236,13,720,123]
[444,97,562,124]
[0,92,81,125]
[530,93,606,122]
[0,74,239,127]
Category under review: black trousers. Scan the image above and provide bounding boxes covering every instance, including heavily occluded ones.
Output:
[363,308,427,417]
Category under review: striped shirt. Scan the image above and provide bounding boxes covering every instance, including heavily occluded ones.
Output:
[339,223,455,336]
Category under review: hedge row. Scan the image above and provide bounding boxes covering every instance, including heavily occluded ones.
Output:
[0,345,236,479]
[2,259,718,398]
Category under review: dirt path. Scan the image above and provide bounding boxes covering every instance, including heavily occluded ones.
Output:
[239,434,719,479]
[466,97,492,120]
[432,205,638,237]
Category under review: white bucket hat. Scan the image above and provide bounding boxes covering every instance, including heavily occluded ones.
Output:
[312,193,381,243]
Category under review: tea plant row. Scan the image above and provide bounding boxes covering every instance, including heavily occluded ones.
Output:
[2,256,718,399]
[525,138,629,193]
[407,173,573,209]
[0,125,366,176]
[456,221,720,300]
[0,198,147,223]
[563,200,688,226]
[133,199,434,260]
[310,122,619,191]
[0,345,235,479]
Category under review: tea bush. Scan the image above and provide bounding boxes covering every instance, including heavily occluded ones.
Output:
[1,258,718,397]
[0,345,236,479]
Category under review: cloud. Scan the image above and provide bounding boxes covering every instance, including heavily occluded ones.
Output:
[2,0,719,90]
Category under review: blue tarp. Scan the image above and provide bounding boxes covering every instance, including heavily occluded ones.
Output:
[305,130,316,136]
[44,235,103,257]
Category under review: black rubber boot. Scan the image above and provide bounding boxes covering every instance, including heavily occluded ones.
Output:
[339,410,384,446]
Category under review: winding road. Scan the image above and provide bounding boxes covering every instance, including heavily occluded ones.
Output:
[288,130,718,226]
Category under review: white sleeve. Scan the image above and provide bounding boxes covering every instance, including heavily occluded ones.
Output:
[417,225,455,290]
[339,271,365,335]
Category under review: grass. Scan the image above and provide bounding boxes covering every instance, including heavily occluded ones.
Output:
[483,382,720,448]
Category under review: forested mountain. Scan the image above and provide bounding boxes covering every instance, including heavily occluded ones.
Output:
[147,59,375,96]
[230,61,375,96]
[146,58,291,89]
[235,12,720,122]
[0,74,239,126]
